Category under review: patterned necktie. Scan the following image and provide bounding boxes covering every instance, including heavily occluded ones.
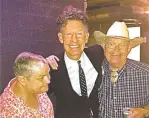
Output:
[78,60,88,97]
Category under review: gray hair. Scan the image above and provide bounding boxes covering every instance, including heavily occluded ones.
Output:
[13,52,47,78]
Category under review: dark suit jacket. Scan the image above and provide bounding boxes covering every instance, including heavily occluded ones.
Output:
[48,45,104,118]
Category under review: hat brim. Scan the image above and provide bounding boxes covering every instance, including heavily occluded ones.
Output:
[94,31,146,48]
[94,31,106,45]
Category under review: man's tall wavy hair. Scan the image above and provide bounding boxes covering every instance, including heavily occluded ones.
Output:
[56,5,88,31]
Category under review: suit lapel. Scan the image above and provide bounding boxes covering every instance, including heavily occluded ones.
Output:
[57,53,71,86]
[57,53,80,96]
[84,48,102,97]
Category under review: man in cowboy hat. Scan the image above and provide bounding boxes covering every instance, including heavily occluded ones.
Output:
[94,21,149,118]
[47,20,148,118]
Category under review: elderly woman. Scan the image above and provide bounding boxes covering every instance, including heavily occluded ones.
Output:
[0,52,54,118]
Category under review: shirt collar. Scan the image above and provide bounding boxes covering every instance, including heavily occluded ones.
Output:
[102,59,127,75]
[64,52,85,69]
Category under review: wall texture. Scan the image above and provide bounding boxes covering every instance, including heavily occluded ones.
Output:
[0,0,84,94]
[86,1,149,64]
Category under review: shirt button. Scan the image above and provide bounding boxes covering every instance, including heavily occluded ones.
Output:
[114,97,117,99]
[115,110,118,112]
[113,84,116,87]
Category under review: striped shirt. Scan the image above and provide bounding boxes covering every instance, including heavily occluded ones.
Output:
[98,59,149,118]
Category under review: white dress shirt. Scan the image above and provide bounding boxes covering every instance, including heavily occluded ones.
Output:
[64,52,98,97]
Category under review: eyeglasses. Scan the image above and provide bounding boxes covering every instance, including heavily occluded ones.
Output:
[105,41,129,50]
[64,32,84,39]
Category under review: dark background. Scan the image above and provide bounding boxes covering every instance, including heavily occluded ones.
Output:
[0,0,84,94]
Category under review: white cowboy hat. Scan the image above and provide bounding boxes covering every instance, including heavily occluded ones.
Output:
[94,21,146,48]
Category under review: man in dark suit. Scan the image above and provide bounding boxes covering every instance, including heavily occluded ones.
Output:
[47,5,104,118]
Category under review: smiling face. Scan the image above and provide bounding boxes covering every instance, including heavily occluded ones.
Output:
[104,37,131,70]
[58,20,89,60]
